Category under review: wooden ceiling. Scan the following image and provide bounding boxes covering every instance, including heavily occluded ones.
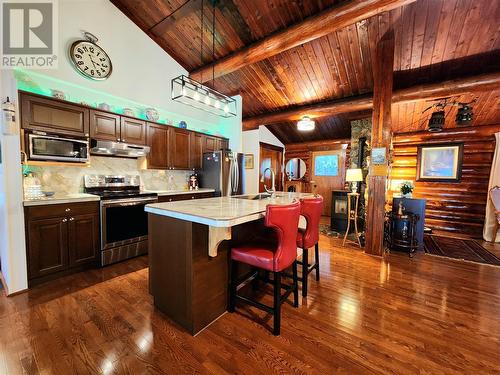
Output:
[112,0,500,144]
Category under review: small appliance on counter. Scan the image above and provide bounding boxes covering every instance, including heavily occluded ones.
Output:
[198,150,244,196]
[84,174,158,266]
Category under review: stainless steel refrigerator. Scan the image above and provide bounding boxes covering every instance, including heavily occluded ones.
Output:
[199,151,244,196]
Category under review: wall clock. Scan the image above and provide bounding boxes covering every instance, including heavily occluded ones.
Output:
[69,32,112,80]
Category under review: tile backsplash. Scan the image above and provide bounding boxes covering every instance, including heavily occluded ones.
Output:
[25,156,192,195]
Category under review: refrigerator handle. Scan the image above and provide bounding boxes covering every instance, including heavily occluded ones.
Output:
[233,157,239,194]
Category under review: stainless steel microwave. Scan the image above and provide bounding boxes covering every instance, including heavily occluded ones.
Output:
[27,133,89,163]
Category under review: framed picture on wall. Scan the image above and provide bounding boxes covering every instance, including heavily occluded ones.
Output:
[416,143,463,182]
[244,154,254,169]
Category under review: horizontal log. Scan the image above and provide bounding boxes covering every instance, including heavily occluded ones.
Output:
[243,73,500,129]
[190,0,416,82]
[392,124,499,143]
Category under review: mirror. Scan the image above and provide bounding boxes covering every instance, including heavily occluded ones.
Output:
[285,158,307,180]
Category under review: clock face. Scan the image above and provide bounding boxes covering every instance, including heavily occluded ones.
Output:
[70,40,112,80]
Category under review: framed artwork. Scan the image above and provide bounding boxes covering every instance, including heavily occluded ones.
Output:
[244,154,254,169]
[416,143,463,182]
[371,147,386,165]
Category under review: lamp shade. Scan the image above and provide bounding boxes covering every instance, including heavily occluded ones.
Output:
[346,168,363,182]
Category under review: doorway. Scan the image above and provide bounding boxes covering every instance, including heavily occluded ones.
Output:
[311,150,346,216]
[259,142,283,192]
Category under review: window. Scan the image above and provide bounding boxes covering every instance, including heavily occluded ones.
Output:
[314,154,339,176]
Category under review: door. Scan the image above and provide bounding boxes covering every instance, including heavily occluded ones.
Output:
[68,213,99,267]
[259,142,283,192]
[311,150,346,216]
[27,217,68,278]
[203,135,217,153]
[169,127,190,169]
[147,123,169,169]
[90,110,121,142]
[121,117,146,145]
[20,92,90,137]
[190,132,203,169]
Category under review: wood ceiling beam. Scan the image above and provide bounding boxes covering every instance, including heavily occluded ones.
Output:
[190,0,417,83]
[242,71,500,130]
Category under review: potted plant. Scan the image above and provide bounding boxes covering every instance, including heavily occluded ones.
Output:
[400,181,414,198]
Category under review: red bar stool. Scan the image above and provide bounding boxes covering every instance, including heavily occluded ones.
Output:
[229,201,301,336]
[296,196,323,297]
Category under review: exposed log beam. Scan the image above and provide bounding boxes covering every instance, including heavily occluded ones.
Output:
[365,30,395,257]
[243,71,500,130]
[190,0,417,83]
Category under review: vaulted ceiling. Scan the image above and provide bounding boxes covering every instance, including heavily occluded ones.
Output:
[112,0,500,144]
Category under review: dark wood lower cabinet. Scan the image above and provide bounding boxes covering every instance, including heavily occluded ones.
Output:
[157,192,214,203]
[25,202,99,286]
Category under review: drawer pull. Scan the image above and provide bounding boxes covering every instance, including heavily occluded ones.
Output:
[65,208,71,212]
[62,218,67,223]
[69,217,75,221]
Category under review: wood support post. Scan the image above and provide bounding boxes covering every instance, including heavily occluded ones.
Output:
[365,30,395,256]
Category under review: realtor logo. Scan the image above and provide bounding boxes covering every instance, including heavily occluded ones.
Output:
[1,0,58,68]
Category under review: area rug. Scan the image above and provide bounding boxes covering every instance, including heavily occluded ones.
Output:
[423,235,500,266]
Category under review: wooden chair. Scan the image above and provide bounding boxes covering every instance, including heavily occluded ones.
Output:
[490,186,500,241]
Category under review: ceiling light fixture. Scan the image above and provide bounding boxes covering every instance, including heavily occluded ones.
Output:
[171,0,236,118]
[297,116,315,131]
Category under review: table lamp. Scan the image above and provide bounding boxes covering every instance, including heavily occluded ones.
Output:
[346,168,363,193]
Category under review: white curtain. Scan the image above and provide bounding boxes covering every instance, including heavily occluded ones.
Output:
[483,132,500,242]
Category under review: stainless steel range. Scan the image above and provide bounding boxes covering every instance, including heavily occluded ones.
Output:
[84,175,158,266]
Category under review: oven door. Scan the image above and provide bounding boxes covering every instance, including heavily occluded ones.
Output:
[100,197,158,250]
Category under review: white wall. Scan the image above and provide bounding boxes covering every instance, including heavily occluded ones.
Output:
[242,127,284,194]
[0,72,28,294]
[0,0,243,294]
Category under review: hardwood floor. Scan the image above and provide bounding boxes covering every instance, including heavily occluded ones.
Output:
[1,233,499,374]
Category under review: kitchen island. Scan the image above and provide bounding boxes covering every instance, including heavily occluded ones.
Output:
[145,192,313,335]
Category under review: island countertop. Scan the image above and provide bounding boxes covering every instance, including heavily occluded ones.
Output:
[145,192,314,227]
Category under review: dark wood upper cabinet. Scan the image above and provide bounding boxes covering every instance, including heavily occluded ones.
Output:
[190,132,203,170]
[218,138,229,151]
[68,213,99,267]
[169,127,190,169]
[121,117,147,145]
[20,92,89,137]
[26,217,69,279]
[147,123,169,169]
[203,135,217,153]
[90,110,121,142]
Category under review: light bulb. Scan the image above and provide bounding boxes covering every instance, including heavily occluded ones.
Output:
[182,87,187,96]
[214,100,220,109]
[193,91,200,101]
[204,95,210,105]
[224,104,229,113]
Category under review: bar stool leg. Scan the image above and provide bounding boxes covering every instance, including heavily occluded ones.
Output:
[302,247,309,297]
[292,261,299,307]
[273,272,281,336]
[314,243,320,281]
[229,260,237,312]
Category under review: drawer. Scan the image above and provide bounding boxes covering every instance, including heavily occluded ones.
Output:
[25,201,99,220]
[158,192,214,203]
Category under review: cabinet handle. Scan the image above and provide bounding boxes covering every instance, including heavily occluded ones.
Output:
[69,217,75,221]
[191,196,195,199]
[62,218,67,223]
[169,198,173,202]
[65,208,71,212]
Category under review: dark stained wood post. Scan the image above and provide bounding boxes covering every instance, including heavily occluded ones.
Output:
[365,30,395,256]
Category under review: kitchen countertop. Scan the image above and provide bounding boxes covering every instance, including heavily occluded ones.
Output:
[23,193,101,206]
[145,192,314,227]
[143,188,215,196]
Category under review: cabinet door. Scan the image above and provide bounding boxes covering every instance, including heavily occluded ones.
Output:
[20,92,90,137]
[27,217,68,279]
[218,138,229,151]
[189,132,203,169]
[90,110,121,142]
[68,213,99,267]
[169,127,190,169]
[203,135,217,153]
[147,123,169,169]
[121,117,146,145]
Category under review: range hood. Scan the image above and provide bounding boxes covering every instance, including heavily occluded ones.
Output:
[90,140,150,158]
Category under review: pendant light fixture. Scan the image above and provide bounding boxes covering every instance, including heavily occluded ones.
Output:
[297,116,315,131]
[171,0,236,117]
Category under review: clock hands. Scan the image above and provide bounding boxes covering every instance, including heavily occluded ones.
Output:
[88,54,102,69]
